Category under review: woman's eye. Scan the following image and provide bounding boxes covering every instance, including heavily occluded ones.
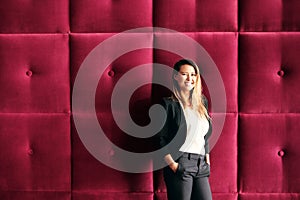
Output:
[179,73,196,76]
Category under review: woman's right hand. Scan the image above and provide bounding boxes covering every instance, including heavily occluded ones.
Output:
[169,162,179,173]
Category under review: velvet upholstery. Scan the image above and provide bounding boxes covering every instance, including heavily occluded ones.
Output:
[0,0,299,199]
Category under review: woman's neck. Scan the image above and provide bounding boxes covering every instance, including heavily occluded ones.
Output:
[180,90,192,107]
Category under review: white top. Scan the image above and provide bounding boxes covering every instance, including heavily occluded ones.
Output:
[179,107,209,155]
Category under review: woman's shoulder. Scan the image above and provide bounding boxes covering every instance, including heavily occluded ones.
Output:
[161,96,179,104]
[201,95,209,108]
[159,96,180,110]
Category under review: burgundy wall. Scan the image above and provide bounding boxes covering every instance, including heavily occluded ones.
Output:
[1,0,300,199]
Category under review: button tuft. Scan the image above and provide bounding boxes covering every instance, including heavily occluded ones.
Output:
[64,109,71,114]
[277,70,285,77]
[26,70,33,77]
[278,150,285,157]
[28,148,34,155]
[108,70,115,77]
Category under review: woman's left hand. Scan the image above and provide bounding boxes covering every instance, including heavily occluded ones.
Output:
[205,154,210,165]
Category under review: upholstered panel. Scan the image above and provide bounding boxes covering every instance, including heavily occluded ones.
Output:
[239,0,300,31]
[239,33,300,113]
[0,0,69,33]
[153,0,237,31]
[1,0,299,199]
[70,0,152,33]
[0,114,70,191]
[239,114,300,193]
[72,115,154,193]
[0,34,70,113]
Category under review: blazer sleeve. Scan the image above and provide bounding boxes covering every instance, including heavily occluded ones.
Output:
[156,97,184,159]
[157,98,170,149]
[202,95,212,154]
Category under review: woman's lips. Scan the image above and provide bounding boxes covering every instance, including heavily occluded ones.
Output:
[184,82,193,87]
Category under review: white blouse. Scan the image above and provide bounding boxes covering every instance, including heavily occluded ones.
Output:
[179,107,209,155]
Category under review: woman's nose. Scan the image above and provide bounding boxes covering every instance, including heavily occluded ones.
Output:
[186,75,190,81]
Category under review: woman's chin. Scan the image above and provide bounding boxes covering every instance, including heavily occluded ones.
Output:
[181,86,194,91]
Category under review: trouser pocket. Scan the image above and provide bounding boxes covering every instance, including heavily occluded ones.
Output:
[197,155,210,177]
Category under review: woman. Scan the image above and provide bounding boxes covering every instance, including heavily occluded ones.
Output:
[159,59,212,200]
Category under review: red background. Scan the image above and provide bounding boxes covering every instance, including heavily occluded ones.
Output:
[1,0,300,199]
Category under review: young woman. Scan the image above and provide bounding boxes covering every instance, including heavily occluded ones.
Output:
[159,59,212,200]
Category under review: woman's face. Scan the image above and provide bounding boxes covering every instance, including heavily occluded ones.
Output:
[174,64,197,92]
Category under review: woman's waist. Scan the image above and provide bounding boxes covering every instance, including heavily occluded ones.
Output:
[179,151,205,160]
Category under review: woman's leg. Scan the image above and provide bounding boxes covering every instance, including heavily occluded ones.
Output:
[164,167,193,200]
[191,177,212,200]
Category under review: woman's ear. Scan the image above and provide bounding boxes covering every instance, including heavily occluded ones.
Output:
[173,73,178,81]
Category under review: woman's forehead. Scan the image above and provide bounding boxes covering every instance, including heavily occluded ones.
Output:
[179,64,196,72]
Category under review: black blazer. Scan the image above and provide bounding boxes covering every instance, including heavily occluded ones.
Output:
[158,96,212,160]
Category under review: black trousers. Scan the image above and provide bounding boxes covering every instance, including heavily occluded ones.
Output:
[163,152,212,200]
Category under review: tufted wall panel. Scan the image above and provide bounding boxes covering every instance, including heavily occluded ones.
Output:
[1,1,300,200]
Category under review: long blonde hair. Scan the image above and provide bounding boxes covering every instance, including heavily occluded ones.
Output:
[172,59,210,119]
